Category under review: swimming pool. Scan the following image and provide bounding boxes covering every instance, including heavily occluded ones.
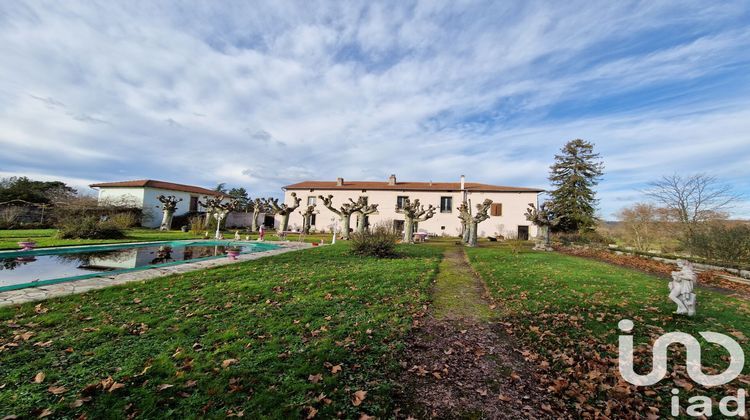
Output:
[0,240,279,292]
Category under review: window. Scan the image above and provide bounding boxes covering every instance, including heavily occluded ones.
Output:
[310,214,316,226]
[440,196,452,213]
[490,203,503,216]
[189,196,199,212]
[307,196,316,206]
[396,196,408,209]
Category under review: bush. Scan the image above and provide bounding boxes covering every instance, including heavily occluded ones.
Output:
[554,230,610,246]
[350,222,399,258]
[189,215,207,235]
[108,212,139,229]
[689,223,750,263]
[56,215,125,239]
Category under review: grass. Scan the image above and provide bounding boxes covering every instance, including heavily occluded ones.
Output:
[466,244,750,376]
[431,246,492,320]
[0,229,334,250]
[0,244,441,418]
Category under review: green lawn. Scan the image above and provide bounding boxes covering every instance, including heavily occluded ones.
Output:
[0,229,335,250]
[467,244,750,415]
[0,244,441,418]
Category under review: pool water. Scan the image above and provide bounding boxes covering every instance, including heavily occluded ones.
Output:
[0,241,279,292]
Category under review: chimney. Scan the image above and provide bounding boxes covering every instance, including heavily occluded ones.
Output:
[460,175,465,190]
[336,177,344,186]
[388,174,397,186]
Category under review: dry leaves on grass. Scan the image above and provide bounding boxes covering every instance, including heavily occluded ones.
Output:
[351,390,367,406]
[33,372,45,383]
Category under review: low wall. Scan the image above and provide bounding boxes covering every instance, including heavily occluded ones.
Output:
[609,247,750,280]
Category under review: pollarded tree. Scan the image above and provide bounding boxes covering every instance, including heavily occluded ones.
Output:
[457,201,471,243]
[199,196,239,239]
[247,198,266,232]
[395,198,436,243]
[355,197,379,233]
[265,192,301,232]
[156,195,183,231]
[299,204,317,234]
[467,199,493,247]
[548,139,604,232]
[318,195,363,240]
[525,201,560,250]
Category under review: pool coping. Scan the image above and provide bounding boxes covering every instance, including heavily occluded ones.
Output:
[0,240,312,307]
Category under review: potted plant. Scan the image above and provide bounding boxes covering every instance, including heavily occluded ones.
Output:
[226,246,241,260]
[18,239,37,251]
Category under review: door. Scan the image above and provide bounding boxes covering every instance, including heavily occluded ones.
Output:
[393,220,405,233]
[517,225,529,241]
[263,215,275,228]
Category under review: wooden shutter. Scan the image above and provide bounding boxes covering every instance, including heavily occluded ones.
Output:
[490,203,502,216]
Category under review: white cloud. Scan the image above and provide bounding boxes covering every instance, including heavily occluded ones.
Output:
[0,1,749,218]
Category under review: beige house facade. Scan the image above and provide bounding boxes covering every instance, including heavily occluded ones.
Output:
[280,175,543,239]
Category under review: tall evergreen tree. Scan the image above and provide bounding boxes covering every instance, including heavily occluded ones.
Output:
[548,139,604,232]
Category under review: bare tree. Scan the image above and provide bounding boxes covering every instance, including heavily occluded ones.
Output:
[247,198,266,232]
[616,203,661,251]
[265,192,302,232]
[354,197,379,233]
[299,204,317,234]
[645,174,740,243]
[156,195,183,231]
[318,195,363,240]
[395,198,435,243]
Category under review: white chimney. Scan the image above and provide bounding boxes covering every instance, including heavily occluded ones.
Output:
[336,177,344,186]
[460,175,465,190]
[388,174,397,186]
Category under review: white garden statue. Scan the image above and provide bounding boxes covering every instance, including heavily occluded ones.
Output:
[669,260,697,316]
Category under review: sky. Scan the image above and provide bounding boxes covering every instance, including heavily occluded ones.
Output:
[1,1,749,219]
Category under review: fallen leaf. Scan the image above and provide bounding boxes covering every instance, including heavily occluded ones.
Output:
[37,408,52,418]
[47,385,66,395]
[108,382,125,393]
[308,373,323,384]
[331,364,342,374]
[351,390,367,406]
[305,406,318,419]
[157,384,174,391]
[221,359,238,368]
[33,372,45,384]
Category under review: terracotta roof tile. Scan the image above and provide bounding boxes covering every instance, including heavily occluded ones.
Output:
[283,180,543,193]
[89,180,223,196]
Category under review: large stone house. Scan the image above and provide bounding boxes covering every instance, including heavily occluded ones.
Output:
[280,175,543,239]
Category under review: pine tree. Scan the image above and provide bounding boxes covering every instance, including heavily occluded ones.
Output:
[548,139,604,232]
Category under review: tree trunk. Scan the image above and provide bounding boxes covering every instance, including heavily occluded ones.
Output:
[403,218,414,243]
[160,210,174,231]
[302,215,311,234]
[280,213,290,232]
[467,222,478,247]
[462,222,470,243]
[251,209,260,232]
[357,213,367,233]
[341,214,352,240]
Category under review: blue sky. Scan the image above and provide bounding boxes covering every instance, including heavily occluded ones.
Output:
[1,1,749,218]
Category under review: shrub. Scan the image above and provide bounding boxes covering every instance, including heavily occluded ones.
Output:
[689,223,750,263]
[555,230,610,246]
[189,215,207,235]
[108,212,139,229]
[56,215,125,239]
[350,222,399,258]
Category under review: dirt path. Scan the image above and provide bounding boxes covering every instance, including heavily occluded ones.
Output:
[396,246,565,418]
